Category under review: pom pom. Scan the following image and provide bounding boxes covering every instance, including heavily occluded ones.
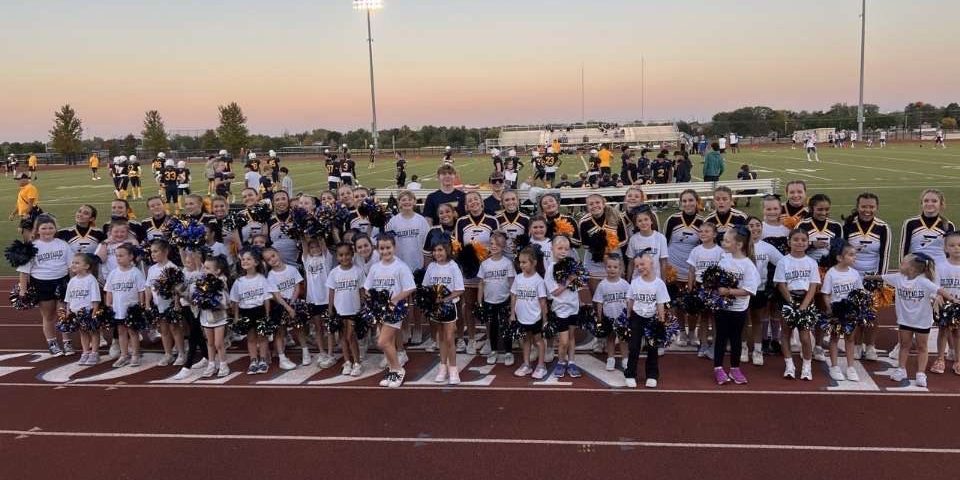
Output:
[74,307,100,332]
[450,238,462,256]
[280,299,312,329]
[701,265,739,290]
[94,305,116,330]
[255,312,281,336]
[154,267,185,299]
[4,240,37,268]
[9,283,38,311]
[513,233,532,253]
[675,287,705,315]
[415,284,456,322]
[312,205,338,241]
[542,314,560,339]
[123,304,154,331]
[663,264,678,283]
[334,203,353,231]
[935,302,960,329]
[56,308,79,333]
[586,229,608,263]
[781,302,820,330]
[612,310,631,340]
[168,218,207,251]
[353,316,371,340]
[192,274,226,310]
[552,257,588,291]
[247,202,273,223]
[501,321,527,342]
[605,229,620,253]
[764,236,790,256]
[357,197,391,229]
[361,289,407,326]
[553,217,575,237]
[643,311,681,348]
[230,315,254,335]
[155,306,185,326]
[584,310,614,339]
[457,243,483,279]
[783,215,801,230]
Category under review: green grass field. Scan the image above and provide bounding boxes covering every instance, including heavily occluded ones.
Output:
[1,144,958,274]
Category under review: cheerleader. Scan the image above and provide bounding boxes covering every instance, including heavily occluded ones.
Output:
[843,192,891,361]
[17,215,75,355]
[346,187,377,237]
[539,193,581,247]
[626,205,668,279]
[620,186,653,232]
[425,240,465,385]
[477,232,516,366]
[142,196,171,243]
[496,190,529,259]
[761,195,790,240]
[269,191,300,266]
[145,239,185,366]
[264,247,305,370]
[932,232,960,374]
[712,225,760,385]
[510,246,549,380]
[204,221,230,262]
[326,242,366,376]
[231,188,270,247]
[867,254,959,387]
[104,244,146,367]
[686,221,723,358]
[196,255,231,378]
[901,189,955,265]
[543,235,583,378]
[774,229,821,380]
[173,249,208,380]
[746,216,784,365]
[625,254,671,388]
[703,186,748,240]
[592,253,630,370]
[303,238,336,369]
[364,235,416,388]
[64,253,101,365]
[821,244,864,382]
[579,193,629,285]
[781,180,809,230]
[664,189,703,346]
[56,205,107,255]
[454,191,499,355]
[230,247,277,375]
[353,234,379,275]
[422,203,457,263]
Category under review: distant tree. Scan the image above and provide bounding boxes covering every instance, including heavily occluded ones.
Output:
[942,117,958,130]
[122,134,138,155]
[945,103,960,121]
[141,110,169,154]
[199,129,221,150]
[49,104,83,162]
[216,102,248,155]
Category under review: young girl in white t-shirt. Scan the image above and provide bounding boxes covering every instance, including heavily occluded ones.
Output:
[145,239,185,367]
[543,235,583,380]
[712,225,761,386]
[774,229,821,381]
[425,240,465,385]
[173,249,209,380]
[303,238,335,369]
[264,247,304,371]
[625,254,671,388]
[478,232,517,366]
[932,232,960,375]
[364,235,416,388]
[64,253,102,365]
[230,247,277,375]
[592,253,630,371]
[510,246,548,380]
[528,217,553,269]
[821,244,864,382]
[327,242,366,376]
[867,253,959,387]
[626,208,669,280]
[195,255,231,378]
[104,244,146,368]
[686,221,723,358]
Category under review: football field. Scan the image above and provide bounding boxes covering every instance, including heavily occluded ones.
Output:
[1,143,957,274]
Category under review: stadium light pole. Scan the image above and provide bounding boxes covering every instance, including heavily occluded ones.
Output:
[857,0,866,139]
[353,0,382,152]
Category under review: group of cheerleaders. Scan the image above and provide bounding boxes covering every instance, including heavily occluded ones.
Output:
[15,176,960,388]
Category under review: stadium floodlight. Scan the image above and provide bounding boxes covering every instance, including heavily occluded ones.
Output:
[857,0,866,139]
[353,0,382,152]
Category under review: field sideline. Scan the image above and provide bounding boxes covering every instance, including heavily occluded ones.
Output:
[0,144,957,274]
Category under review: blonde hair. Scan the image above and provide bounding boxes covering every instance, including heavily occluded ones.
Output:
[397,190,416,203]
[904,253,937,282]
[920,188,947,217]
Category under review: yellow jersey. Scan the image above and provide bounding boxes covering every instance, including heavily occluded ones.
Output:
[598,149,612,168]
[27,155,38,168]
[89,155,99,168]
[16,184,38,216]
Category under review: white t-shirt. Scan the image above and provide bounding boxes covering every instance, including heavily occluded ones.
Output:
[303,252,333,305]
[629,276,670,318]
[686,244,723,283]
[146,261,178,312]
[17,238,73,280]
[626,231,669,278]
[729,134,738,144]
[385,213,430,271]
[229,274,277,309]
[544,261,581,319]
[510,272,547,325]
[180,267,205,307]
[406,181,422,190]
[424,260,465,303]
[478,256,515,304]
[363,258,415,299]
[354,251,380,275]
[883,273,940,329]
[717,255,760,312]
[268,264,303,301]
[592,278,630,319]
[821,267,863,302]
[805,137,816,149]
[880,131,886,140]
[774,255,821,292]
[752,240,784,291]
[936,260,960,297]
[761,222,789,240]
[326,264,365,315]
[65,274,101,313]
[245,171,261,190]
[105,266,146,319]
[718,137,727,149]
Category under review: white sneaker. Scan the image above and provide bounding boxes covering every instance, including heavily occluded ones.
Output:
[704,344,714,360]
[173,367,192,380]
[800,362,813,381]
[172,353,187,367]
[740,344,749,363]
[278,356,297,370]
[341,361,353,376]
[890,367,907,382]
[434,365,448,383]
[621,357,628,370]
[398,350,409,367]
[447,366,460,385]
[845,366,859,382]
[829,366,845,381]
[503,353,515,367]
[813,346,827,362]
[319,354,337,369]
[864,346,879,361]
[645,378,658,388]
[191,358,208,370]
[888,343,900,359]
[158,354,173,367]
[202,362,218,378]
[486,352,498,365]
[107,342,121,360]
[514,364,533,377]
[624,378,638,388]
[387,369,406,388]
[544,348,555,364]
[456,338,467,353]
[301,348,311,366]
[783,360,796,379]
[751,351,764,366]
[916,372,928,388]
[605,357,616,371]
[591,338,604,353]
[480,340,492,355]
[466,339,477,355]
[350,363,363,376]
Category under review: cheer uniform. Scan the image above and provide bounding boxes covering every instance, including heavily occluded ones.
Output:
[496,210,530,259]
[270,212,300,266]
[900,214,956,265]
[844,217,892,275]
[797,217,844,263]
[703,209,748,241]
[326,264,365,321]
[664,212,702,282]
[57,225,107,256]
[105,266,146,324]
[577,213,629,276]
[773,254,821,319]
[423,261,465,323]
[304,252,334,316]
[65,273,101,314]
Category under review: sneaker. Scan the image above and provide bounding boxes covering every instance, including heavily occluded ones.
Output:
[552,362,567,378]
[112,355,130,368]
[605,357,616,371]
[864,346,879,361]
[514,364,533,377]
[531,365,548,380]
[246,361,258,375]
[172,353,186,366]
[624,378,638,388]
[887,343,900,359]
[658,347,665,357]
[202,362,218,378]
[739,345,749,364]
[422,338,437,352]
[466,340,477,355]
[503,353,515,367]
[387,369,405,388]
[567,363,582,378]
[320,354,337,369]
[480,340,492,355]
[77,352,90,365]
[751,351,764,366]
[590,338,604,353]
[783,360,796,379]
[173,367,191,380]
[278,356,297,371]
[257,360,269,374]
[192,358,209,370]
[677,332,689,347]
[87,353,100,365]
[398,350,409,367]
[301,348,312,366]
[543,348,555,364]
[697,345,708,358]
[829,366,845,381]
[845,366,859,382]
[730,367,748,384]
[621,357,628,370]
[800,362,813,381]
[107,342,121,360]
[158,354,173,367]
[890,367,907,382]
[645,378,658,388]
[434,365,449,383]
[129,355,141,367]
[916,372,928,388]
[704,344,714,360]
[486,352,498,365]
[350,363,363,376]
[448,366,460,385]
[813,346,826,362]
[853,344,864,360]
[714,367,730,385]
[456,338,467,353]
[379,370,393,387]
[341,361,353,376]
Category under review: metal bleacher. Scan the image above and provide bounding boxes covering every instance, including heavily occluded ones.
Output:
[492,123,682,149]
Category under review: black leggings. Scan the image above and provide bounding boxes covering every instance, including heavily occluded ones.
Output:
[714,309,748,368]
[182,308,208,368]
[625,313,659,380]
[483,301,511,353]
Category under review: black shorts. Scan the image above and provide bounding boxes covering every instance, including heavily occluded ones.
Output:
[164,186,179,204]
[553,312,579,331]
[130,177,141,188]
[91,168,98,174]
[545,171,556,183]
[328,181,341,191]
[340,176,354,186]
[238,306,267,331]
[806,147,816,153]
[396,173,406,188]
[533,168,545,180]
[749,291,769,310]
[899,324,931,334]
[600,167,612,176]
[114,177,129,190]
[179,187,191,196]
[32,276,69,302]
[28,166,36,172]
[519,320,543,335]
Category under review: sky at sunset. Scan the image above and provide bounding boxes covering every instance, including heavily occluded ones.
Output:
[1,0,957,142]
